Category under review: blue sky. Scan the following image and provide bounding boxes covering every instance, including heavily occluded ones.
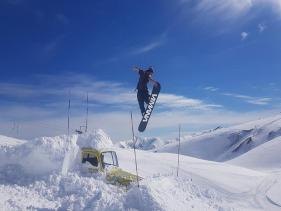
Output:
[1,0,281,141]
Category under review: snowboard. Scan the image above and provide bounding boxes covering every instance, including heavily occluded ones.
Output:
[138,82,161,132]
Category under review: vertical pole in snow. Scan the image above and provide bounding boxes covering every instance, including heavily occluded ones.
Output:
[85,92,89,133]
[16,123,19,138]
[62,91,72,176]
[177,124,181,177]
[130,111,140,188]
[67,92,71,137]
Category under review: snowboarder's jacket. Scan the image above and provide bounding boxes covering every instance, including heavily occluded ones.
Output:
[136,69,151,93]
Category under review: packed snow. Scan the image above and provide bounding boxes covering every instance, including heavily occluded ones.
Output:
[1,115,281,210]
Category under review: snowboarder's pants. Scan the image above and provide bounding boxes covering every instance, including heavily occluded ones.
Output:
[137,91,150,115]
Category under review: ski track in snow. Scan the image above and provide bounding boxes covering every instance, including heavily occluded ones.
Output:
[1,114,281,210]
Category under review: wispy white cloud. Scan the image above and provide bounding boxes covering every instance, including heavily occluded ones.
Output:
[0,73,220,111]
[204,86,273,106]
[181,0,281,25]
[130,32,167,55]
[223,93,272,105]
[158,94,222,110]
[204,86,219,92]
[0,75,274,110]
[131,40,164,55]
[194,0,253,22]
[241,32,249,40]
[258,23,266,32]
[97,36,166,64]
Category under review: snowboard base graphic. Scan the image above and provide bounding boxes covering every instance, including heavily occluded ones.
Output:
[138,82,161,132]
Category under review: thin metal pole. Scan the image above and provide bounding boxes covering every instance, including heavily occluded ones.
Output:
[177,124,181,177]
[67,92,71,137]
[85,92,88,133]
[130,111,140,188]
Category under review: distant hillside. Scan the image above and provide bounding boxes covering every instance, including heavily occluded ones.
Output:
[118,136,175,151]
[158,114,281,162]
[228,136,281,170]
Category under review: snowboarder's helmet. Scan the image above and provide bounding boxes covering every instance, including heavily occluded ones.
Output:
[146,67,154,73]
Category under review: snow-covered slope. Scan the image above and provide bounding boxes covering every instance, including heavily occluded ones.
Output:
[227,136,281,207]
[1,123,281,210]
[228,136,281,170]
[158,114,281,162]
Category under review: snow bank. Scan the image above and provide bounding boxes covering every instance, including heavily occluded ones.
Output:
[77,129,113,149]
[0,129,113,179]
[0,130,122,210]
[125,175,232,211]
[0,172,235,211]
[0,184,58,210]
[0,134,77,179]
[0,156,268,211]
[0,172,125,211]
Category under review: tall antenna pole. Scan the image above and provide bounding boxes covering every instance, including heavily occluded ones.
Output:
[67,91,71,137]
[12,120,20,138]
[16,123,19,138]
[177,124,181,177]
[85,92,89,133]
[130,111,140,188]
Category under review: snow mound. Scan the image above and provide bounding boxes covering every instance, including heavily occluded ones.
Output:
[0,183,58,210]
[0,172,125,211]
[0,129,113,181]
[77,129,113,149]
[0,134,78,181]
[125,175,231,211]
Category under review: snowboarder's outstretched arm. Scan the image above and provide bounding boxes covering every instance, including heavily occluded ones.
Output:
[132,66,141,73]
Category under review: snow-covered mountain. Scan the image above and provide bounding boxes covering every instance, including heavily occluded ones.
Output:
[118,136,174,151]
[228,136,281,170]
[158,114,281,162]
[117,127,223,151]
[1,115,281,210]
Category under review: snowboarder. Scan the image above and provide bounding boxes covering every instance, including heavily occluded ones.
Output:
[132,66,158,115]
